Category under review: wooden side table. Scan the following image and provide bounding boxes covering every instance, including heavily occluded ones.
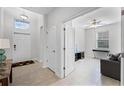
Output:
[0,60,12,86]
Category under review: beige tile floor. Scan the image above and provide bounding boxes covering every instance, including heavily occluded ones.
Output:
[10,58,120,86]
[10,62,59,86]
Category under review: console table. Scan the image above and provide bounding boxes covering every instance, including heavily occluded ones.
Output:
[0,60,12,86]
[92,48,110,58]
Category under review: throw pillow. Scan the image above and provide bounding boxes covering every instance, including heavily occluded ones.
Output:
[109,53,120,61]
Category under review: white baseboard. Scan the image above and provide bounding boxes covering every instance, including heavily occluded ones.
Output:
[55,70,64,79]
[42,63,48,68]
[32,58,48,68]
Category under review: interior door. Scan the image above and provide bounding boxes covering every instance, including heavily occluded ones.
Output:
[47,26,57,72]
[64,21,75,77]
[13,33,31,63]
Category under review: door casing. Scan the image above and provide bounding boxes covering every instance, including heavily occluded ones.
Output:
[63,21,75,77]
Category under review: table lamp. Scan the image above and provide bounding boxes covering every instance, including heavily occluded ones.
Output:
[0,39,10,64]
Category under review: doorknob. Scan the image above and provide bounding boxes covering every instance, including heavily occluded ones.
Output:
[14,45,16,51]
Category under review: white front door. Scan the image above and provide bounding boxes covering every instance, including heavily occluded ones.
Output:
[47,26,57,72]
[64,21,75,77]
[13,33,31,63]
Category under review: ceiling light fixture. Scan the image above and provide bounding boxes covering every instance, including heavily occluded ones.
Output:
[84,18,103,30]
[90,19,101,28]
[20,14,28,20]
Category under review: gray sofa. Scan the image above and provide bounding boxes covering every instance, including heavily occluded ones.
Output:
[100,58,120,80]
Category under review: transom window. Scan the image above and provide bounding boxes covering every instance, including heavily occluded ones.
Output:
[15,20,30,29]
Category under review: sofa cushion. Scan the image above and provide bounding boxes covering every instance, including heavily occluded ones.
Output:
[100,59,120,80]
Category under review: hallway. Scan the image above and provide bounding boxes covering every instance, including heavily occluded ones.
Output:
[11,59,120,86]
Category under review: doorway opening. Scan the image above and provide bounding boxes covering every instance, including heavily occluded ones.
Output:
[63,7,121,85]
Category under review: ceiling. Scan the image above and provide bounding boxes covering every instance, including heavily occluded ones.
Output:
[72,7,121,29]
[22,7,56,15]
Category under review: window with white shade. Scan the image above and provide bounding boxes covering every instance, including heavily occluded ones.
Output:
[97,31,109,48]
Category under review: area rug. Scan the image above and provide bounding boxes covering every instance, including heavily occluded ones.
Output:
[12,60,35,67]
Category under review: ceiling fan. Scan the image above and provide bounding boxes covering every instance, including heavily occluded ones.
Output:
[84,18,104,29]
[90,19,101,25]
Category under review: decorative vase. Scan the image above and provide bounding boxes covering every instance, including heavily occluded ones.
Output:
[0,49,6,64]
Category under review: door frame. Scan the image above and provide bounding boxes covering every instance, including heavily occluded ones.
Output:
[121,9,124,85]
[63,24,66,78]
[63,21,75,78]
[61,8,99,78]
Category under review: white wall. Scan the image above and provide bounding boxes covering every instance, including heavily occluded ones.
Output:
[47,7,98,78]
[0,8,2,38]
[85,28,96,58]
[41,15,48,67]
[85,22,121,58]
[0,8,4,38]
[0,7,44,62]
[73,27,85,53]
